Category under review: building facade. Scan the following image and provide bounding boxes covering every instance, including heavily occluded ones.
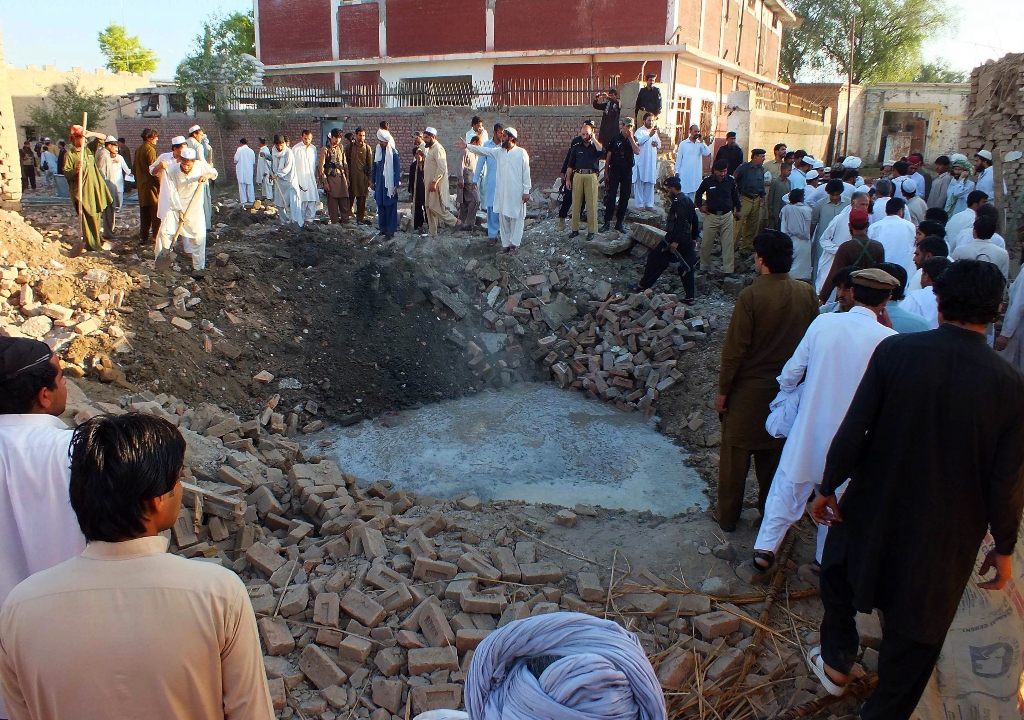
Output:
[8,65,151,142]
[254,0,797,135]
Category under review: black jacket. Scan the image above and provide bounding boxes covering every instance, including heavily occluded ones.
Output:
[822,324,1024,644]
[666,192,700,245]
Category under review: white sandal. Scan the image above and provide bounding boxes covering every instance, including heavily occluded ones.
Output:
[807,646,848,697]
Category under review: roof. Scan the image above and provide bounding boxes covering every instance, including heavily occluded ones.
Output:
[765,0,800,27]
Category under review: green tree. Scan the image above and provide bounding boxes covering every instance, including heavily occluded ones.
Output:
[780,0,954,83]
[174,12,256,114]
[913,61,967,83]
[213,11,256,57]
[97,24,157,74]
[26,80,108,142]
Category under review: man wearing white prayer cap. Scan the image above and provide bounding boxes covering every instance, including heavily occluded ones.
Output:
[96,135,132,241]
[803,169,826,207]
[415,612,666,720]
[186,123,215,228]
[422,127,458,237]
[459,126,532,254]
[153,144,218,276]
[148,136,189,229]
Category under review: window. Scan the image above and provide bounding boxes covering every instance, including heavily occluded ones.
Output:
[772,12,778,28]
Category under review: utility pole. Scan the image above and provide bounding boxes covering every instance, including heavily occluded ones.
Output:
[843,13,855,157]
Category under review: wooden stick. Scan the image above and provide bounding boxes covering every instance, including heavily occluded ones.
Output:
[75,112,88,251]
[513,527,598,565]
[775,675,878,718]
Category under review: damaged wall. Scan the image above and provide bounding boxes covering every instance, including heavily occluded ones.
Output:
[958,52,1024,204]
[117,106,597,188]
[0,25,22,206]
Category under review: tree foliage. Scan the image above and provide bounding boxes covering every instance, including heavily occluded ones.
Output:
[97,24,157,74]
[913,61,968,83]
[214,11,256,57]
[25,81,108,142]
[174,11,257,114]
[780,0,954,84]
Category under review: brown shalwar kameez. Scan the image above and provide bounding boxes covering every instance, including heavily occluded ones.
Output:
[346,141,373,222]
[716,272,818,529]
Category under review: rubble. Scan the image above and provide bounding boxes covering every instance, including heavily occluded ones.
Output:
[11,188,841,717]
[532,289,715,413]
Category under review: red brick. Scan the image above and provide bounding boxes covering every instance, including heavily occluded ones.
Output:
[407,646,459,676]
[692,611,741,640]
[257,0,333,64]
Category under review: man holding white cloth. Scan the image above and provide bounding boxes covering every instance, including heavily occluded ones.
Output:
[745,268,898,580]
[459,127,532,254]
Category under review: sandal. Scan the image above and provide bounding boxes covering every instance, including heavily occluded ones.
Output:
[807,647,848,697]
[753,551,775,571]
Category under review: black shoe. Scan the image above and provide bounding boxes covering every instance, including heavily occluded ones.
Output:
[586,232,595,241]
[627,283,641,292]
[569,231,580,238]
[600,222,611,233]
[615,221,625,233]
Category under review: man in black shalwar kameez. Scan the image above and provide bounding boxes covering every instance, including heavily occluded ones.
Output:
[808,259,1024,719]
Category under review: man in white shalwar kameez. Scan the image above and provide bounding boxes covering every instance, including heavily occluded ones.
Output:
[185,124,214,229]
[632,114,661,211]
[257,139,274,202]
[674,125,712,201]
[747,268,899,577]
[815,192,871,294]
[996,271,1024,371]
[154,147,218,273]
[779,189,812,282]
[233,138,256,205]
[148,135,188,227]
[460,127,532,253]
[0,337,86,720]
[868,197,917,279]
[271,135,303,227]
[293,130,320,223]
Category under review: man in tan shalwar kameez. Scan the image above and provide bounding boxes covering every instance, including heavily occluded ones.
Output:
[422,127,458,237]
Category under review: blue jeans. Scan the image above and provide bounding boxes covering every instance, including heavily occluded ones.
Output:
[486,207,500,238]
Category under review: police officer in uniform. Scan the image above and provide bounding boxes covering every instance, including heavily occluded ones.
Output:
[633,176,700,304]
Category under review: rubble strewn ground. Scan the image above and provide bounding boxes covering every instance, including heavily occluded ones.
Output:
[7,187,879,718]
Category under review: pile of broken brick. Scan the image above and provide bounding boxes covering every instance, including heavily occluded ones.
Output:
[69,387,829,719]
[535,291,717,412]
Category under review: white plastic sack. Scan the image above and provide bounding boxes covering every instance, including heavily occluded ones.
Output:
[413,712,469,720]
[912,532,1024,719]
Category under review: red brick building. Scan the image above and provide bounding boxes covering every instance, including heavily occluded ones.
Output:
[254,0,796,130]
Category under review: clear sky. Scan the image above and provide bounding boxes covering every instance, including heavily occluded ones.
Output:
[0,0,1021,79]
[920,0,1024,72]
[0,0,251,79]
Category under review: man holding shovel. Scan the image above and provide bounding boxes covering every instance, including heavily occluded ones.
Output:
[153,147,218,277]
[62,124,111,257]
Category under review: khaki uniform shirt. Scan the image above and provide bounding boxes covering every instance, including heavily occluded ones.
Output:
[0,536,274,720]
[718,273,819,447]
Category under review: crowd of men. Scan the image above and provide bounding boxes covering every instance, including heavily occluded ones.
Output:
[709,143,1022,715]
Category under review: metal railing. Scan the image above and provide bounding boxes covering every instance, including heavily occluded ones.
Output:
[754,87,827,121]
[223,76,624,110]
